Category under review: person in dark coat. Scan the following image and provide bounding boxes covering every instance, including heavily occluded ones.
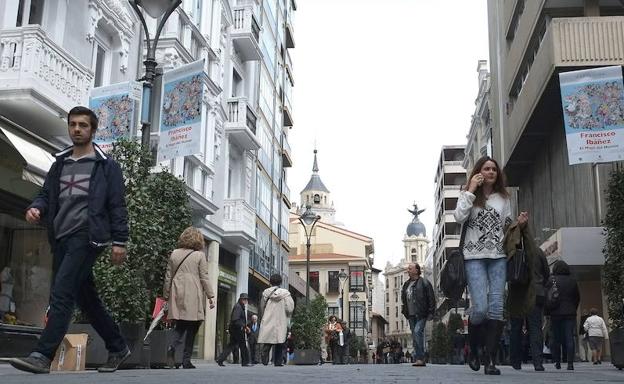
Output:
[546,260,580,371]
[334,320,351,364]
[510,248,549,371]
[216,293,251,367]
[248,314,260,364]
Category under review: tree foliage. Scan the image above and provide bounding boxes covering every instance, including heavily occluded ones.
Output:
[429,321,449,360]
[603,166,624,329]
[92,139,191,324]
[290,295,327,351]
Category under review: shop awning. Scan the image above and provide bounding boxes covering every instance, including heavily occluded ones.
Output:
[0,127,55,186]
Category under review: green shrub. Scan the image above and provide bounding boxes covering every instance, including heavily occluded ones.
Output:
[290,295,327,350]
[604,167,624,329]
[429,321,449,360]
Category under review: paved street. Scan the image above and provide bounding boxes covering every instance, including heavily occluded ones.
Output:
[0,361,622,384]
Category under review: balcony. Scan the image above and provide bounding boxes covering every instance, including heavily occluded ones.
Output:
[223,198,256,246]
[285,16,295,49]
[505,16,624,166]
[231,6,261,61]
[281,133,293,167]
[154,8,211,69]
[0,26,93,142]
[225,97,260,150]
[281,179,291,208]
[282,98,294,127]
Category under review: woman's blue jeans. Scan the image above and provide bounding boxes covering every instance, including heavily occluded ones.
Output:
[465,257,507,324]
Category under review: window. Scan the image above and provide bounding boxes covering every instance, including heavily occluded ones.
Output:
[386,306,389,316]
[349,266,365,292]
[385,292,389,303]
[395,307,398,317]
[327,271,339,294]
[309,271,319,293]
[313,194,320,204]
[327,306,339,317]
[349,302,365,330]
[183,158,194,189]
[16,0,44,27]
[92,27,113,88]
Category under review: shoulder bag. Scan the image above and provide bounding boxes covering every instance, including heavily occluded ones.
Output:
[507,238,529,285]
[440,223,468,301]
[152,250,195,321]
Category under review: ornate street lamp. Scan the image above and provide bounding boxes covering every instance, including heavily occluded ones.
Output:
[338,268,348,320]
[298,204,320,305]
[129,0,182,149]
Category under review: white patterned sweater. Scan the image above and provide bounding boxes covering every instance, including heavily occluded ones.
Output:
[453,191,513,260]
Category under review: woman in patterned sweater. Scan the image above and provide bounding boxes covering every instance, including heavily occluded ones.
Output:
[454,156,528,375]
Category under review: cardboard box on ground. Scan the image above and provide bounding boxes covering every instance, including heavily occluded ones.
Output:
[51,334,88,371]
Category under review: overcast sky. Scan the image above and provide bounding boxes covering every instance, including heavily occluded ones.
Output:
[289,0,489,270]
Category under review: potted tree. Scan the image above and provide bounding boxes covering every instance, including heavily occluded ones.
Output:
[429,322,449,364]
[72,139,191,368]
[603,167,624,370]
[290,295,327,365]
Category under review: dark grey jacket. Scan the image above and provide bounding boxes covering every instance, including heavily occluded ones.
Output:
[401,277,435,320]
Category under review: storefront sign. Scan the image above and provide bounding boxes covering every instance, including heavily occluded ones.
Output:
[89,82,142,152]
[157,59,205,162]
[559,66,624,165]
[218,267,237,287]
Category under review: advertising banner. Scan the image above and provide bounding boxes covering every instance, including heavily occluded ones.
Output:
[559,66,624,165]
[89,82,142,152]
[157,59,205,162]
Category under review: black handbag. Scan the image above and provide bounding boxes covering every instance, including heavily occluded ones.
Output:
[507,239,529,285]
[545,276,560,310]
[440,223,467,301]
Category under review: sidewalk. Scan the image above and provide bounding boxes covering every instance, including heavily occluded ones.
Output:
[0,360,621,384]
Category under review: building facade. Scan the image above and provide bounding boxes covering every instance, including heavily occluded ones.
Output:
[0,0,297,361]
[383,206,429,351]
[464,60,493,172]
[486,0,621,348]
[431,146,466,320]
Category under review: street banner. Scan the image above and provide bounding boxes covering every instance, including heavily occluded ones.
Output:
[559,66,624,165]
[89,81,142,152]
[157,59,205,162]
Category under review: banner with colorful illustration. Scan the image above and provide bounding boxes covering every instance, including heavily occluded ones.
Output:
[157,59,205,162]
[559,66,624,165]
[89,82,142,152]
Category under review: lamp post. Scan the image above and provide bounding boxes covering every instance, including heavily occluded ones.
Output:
[129,0,182,149]
[338,268,348,320]
[298,204,320,306]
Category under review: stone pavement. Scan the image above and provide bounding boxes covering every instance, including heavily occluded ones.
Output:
[0,361,622,384]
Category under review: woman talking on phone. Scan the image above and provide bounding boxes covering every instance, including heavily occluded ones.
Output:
[454,156,528,375]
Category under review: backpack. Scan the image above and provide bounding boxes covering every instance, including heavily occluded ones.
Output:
[545,276,560,310]
[440,224,467,301]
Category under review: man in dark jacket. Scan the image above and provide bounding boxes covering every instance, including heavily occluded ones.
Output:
[401,263,435,367]
[9,107,130,374]
[217,293,251,366]
[510,248,550,371]
[248,314,260,364]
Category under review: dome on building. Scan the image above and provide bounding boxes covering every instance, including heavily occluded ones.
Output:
[406,204,426,237]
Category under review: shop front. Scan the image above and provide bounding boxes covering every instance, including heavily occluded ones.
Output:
[0,119,56,357]
[214,266,237,360]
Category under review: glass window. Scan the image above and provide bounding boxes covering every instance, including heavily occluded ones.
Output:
[327,306,339,317]
[308,271,319,293]
[349,301,365,330]
[349,266,364,291]
[327,271,339,294]
[255,171,271,226]
[16,0,44,27]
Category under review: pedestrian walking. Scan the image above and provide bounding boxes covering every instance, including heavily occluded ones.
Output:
[258,274,294,367]
[509,248,549,371]
[400,262,435,367]
[454,156,529,375]
[163,227,215,369]
[583,308,609,365]
[248,314,260,364]
[333,320,351,364]
[546,260,580,370]
[10,106,130,374]
[216,293,252,367]
[324,315,339,362]
[578,309,590,362]
[452,330,465,365]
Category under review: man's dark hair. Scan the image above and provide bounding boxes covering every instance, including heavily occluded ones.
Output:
[269,273,282,286]
[68,106,98,131]
[590,308,599,316]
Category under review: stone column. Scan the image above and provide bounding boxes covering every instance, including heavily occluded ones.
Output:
[203,240,220,360]
[236,247,250,298]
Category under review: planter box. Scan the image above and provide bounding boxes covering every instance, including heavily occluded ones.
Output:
[0,324,41,358]
[292,349,319,365]
[147,329,183,368]
[610,328,624,370]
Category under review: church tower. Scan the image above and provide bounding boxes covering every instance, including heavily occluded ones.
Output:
[403,204,429,265]
[299,149,336,224]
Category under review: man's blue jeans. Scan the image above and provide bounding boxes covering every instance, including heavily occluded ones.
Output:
[35,231,126,360]
[465,257,507,324]
[408,317,427,360]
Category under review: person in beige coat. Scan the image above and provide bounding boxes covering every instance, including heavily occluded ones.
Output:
[258,274,294,366]
[163,227,215,369]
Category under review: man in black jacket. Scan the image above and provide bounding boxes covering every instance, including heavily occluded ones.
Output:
[9,106,130,374]
[217,293,251,366]
[401,263,435,367]
[248,314,260,364]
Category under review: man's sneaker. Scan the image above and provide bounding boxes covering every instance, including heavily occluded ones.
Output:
[9,353,51,374]
[98,347,131,373]
[412,359,426,367]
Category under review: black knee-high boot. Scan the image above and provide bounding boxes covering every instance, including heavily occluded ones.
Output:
[468,320,483,371]
[484,319,505,375]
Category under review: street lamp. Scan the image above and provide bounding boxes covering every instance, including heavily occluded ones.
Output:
[298,204,320,305]
[338,268,348,320]
[129,0,182,149]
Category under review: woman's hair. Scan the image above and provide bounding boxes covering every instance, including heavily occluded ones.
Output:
[465,156,510,207]
[328,315,337,322]
[552,259,571,276]
[590,308,598,316]
[177,226,205,251]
